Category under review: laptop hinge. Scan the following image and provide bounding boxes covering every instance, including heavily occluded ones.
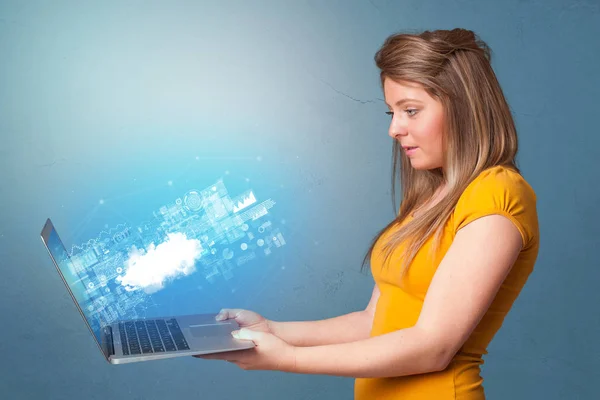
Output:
[105,326,115,357]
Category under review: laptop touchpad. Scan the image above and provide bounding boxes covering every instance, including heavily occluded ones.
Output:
[189,323,234,337]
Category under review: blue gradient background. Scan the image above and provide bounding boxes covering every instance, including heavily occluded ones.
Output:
[1,1,599,398]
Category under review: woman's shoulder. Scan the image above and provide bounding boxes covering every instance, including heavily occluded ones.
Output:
[453,164,539,249]
[465,165,536,202]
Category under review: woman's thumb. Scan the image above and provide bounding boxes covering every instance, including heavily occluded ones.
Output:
[232,328,259,340]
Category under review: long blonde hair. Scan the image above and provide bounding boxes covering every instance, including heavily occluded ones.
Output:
[362,28,520,277]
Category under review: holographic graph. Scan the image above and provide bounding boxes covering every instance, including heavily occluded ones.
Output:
[67,178,286,327]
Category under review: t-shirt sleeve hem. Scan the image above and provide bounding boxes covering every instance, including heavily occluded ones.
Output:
[455,209,528,249]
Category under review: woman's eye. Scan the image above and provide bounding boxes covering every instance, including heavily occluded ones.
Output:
[385,111,394,117]
[405,109,418,117]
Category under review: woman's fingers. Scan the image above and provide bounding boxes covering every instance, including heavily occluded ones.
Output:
[194,351,237,361]
[216,308,258,326]
[194,348,254,362]
[215,308,243,321]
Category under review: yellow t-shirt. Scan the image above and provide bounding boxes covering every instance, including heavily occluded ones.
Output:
[355,165,540,400]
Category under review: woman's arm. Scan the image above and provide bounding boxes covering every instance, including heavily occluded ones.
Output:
[268,284,380,347]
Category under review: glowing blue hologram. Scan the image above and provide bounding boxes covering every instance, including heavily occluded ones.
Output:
[115,233,202,294]
[67,177,286,326]
[183,190,202,212]
[69,223,127,256]
[220,262,234,280]
[222,248,234,260]
[232,190,257,213]
[258,221,271,233]
[272,233,286,247]
[236,252,256,266]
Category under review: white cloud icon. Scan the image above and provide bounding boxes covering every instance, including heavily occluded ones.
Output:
[116,232,202,294]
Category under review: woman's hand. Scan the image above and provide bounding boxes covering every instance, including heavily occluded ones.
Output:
[214,308,273,334]
[194,328,297,372]
[196,309,296,371]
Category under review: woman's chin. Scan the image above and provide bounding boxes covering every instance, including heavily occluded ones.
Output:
[409,159,441,171]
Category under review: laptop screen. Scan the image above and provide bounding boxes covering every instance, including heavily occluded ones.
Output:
[41,219,111,359]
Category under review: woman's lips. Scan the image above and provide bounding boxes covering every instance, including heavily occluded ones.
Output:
[404,146,418,155]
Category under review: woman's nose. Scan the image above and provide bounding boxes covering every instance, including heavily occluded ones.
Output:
[388,118,408,139]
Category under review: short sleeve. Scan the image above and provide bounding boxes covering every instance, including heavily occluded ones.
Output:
[453,166,538,249]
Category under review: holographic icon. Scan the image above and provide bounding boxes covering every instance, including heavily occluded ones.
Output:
[258,221,272,233]
[222,248,234,260]
[184,190,202,212]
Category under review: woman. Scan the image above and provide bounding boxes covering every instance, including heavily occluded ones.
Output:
[197,28,539,399]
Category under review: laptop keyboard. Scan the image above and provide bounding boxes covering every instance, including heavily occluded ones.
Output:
[118,318,190,355]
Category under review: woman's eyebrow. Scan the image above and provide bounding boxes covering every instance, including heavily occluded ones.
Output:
[385,98,424,107]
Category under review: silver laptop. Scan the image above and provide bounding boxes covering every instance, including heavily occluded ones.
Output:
[40,218,254,365]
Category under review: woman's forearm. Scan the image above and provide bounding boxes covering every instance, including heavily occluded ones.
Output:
[268,311,372,347]
[289,326,446,378]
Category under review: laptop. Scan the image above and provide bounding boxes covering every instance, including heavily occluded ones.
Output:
[40,218,255,364]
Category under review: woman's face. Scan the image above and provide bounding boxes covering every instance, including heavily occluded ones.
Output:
[383,78,446,171]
